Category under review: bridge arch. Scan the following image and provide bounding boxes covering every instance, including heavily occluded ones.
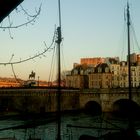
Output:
[112,99,140,118]
[84,101,102,115]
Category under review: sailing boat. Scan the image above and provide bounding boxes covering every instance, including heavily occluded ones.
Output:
[79,2,140,140]
[102,2,140,139]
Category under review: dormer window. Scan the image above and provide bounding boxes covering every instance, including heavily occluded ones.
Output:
[80,70,84,75]
[73,69,78,75]
[98,67,102,73]
[105,67,109,73]
[92,68,95,73]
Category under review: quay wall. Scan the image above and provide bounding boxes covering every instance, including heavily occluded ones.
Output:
[0,88,140,113]
[0,89,80,113]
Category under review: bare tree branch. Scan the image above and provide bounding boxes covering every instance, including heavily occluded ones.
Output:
[0,4,41,29]
[0,28,57,65]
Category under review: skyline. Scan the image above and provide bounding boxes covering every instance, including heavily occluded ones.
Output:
[0,0,140,81]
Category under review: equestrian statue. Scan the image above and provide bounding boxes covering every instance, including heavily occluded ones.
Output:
[29,71,36,80]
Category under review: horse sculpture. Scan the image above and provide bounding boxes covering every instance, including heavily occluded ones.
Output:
[29,71,36,80]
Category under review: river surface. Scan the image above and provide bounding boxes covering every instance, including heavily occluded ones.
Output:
[0,112,140,140]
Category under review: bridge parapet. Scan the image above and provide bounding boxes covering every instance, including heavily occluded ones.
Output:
[0,88,140,113]
[0,88,80,97]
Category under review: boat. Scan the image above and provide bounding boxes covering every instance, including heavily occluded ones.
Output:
[103,2,140,139]
[77,2,140,140]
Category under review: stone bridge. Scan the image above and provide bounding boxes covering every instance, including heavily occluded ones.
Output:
[80,88,140,112]
[0,88,140,113]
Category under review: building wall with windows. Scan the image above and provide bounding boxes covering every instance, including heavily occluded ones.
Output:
[119,61,128,88]
[109,64,120,88]
[66,75,88,89]
[66,55,140,89]
[88,63,112,89]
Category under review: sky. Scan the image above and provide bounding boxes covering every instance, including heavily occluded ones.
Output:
[0,0,140,81]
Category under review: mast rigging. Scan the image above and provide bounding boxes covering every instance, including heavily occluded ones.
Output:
[126,2,132,100]
[56,0,62,140]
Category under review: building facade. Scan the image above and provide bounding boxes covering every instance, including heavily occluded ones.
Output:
[65,65,89,89]
[88,63,112,88]
[66,55,140,89]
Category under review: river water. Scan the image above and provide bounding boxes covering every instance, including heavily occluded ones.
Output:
[0,112,140,140]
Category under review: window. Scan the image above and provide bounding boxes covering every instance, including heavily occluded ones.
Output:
[98,68,102,73]
[105,67,109,73]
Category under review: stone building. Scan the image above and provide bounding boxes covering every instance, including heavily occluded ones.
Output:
[66,64,89,89]
[66,75,88,89]
[107,58,120,88]
[66,54,140,89]
[88,63,112,88]
[119,61,128,88]
[80,58,105,66]
[119,61,140,88]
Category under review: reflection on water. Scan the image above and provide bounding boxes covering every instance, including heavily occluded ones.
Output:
[0,113,139,140]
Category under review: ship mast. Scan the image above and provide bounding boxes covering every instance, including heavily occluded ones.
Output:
[126,2,136,136]
[56,0,62,140]
[126,2,132,100]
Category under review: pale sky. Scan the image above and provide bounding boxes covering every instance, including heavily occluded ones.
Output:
[0,0,140,81]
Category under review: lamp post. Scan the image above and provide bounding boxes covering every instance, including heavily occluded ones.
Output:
[38,76,39,87]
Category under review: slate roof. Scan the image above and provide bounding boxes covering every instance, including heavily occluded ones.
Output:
[108,58,119,64]
[94,63,111,73]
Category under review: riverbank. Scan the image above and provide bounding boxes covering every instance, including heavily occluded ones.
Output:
[0,111,140,139]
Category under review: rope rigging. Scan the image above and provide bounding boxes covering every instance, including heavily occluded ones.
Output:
[120,4,140,61]
[131,22,140,52]
[48,44,56,85]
